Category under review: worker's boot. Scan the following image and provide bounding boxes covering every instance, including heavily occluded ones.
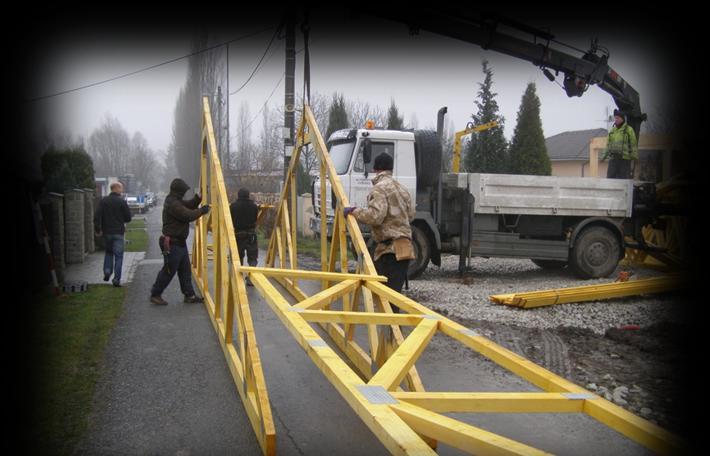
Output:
[150,295,168,306]
[184,295,204,303]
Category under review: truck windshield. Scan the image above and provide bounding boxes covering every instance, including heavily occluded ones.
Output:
[327,140,355,175]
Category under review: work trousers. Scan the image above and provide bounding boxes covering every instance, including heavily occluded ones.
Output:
[236,232,259,266]
[151,244,196,297]
[374,253,409,313]
[607,158,632,179]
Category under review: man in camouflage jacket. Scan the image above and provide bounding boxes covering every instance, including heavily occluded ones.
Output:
[344,153,415,307]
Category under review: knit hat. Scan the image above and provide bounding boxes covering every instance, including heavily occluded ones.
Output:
[373,153,393,171]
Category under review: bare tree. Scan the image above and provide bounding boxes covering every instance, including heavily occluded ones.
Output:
[347,99,385,129]
[130,132,161,191]
[256,104,283,171]
[88,113,131,177]
[170,31,223,188]
[234,101,255,171]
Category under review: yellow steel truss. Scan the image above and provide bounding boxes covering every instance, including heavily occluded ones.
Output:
[490,274,684,308]
[191,98,275,455]
[193,99,685,455]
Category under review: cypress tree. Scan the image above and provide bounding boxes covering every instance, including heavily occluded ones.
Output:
[325,93,349,139]
[386,99,405,130]
[464,59,509,173]
[509,83,551,175]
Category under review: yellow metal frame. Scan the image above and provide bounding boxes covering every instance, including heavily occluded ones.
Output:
[191,97,275,455]
[193,100,684,454]
[252,105,684,454]
[452,121,498,173]
[490,274,684,308]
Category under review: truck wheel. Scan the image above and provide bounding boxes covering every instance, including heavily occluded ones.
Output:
[407,225,431,279]
[531,259,568,270]
[569,226,621,279]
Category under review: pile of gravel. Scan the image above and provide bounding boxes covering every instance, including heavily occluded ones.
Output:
[406,255,683,335]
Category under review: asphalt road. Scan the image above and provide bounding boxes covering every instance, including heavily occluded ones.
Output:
[76,203,651,455]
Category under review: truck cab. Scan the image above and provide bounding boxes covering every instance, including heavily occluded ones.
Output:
[312,128,416,224]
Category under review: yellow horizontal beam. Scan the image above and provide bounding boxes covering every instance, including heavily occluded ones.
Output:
[239,266,387,282]
[298,310,432,326]
[490,274,683,308]
[391,401,551,456]
[293,280,360,310]
[391,392,587,413]
[369,319,438,391]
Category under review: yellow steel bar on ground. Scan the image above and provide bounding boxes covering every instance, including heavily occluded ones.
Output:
[490,275,683,308]
[390,402,550,456]
[391,392,587,413]
[237,266,387,282]
[369,319,438,391]
[250,272,436,455]
[292,279,360,310]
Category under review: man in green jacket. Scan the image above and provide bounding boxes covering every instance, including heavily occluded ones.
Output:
[603,109,638,179]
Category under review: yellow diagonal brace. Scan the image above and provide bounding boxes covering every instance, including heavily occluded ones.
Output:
[584,396,686,455]
[292,279,360,310]
[490,274,683,308]
[390,401,551,456]
[369,319,438,391]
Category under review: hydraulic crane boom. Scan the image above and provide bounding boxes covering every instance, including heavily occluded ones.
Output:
[452,121,499,173]
[372,8,646,139]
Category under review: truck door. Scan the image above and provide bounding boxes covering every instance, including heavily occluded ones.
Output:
[351,140,396,208]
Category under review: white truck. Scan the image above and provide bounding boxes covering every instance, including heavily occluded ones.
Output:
[311,124,655,279]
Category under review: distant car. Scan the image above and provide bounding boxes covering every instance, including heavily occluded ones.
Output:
[126,195,146,214]
[145,192,156,207]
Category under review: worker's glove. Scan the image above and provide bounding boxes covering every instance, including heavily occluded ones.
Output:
[343,206,357,218]
[200,205,210,215]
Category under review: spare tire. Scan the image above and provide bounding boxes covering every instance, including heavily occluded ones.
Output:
[413,130,442,189]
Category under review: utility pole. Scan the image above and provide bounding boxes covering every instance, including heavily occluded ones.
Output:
[284,11,296,180]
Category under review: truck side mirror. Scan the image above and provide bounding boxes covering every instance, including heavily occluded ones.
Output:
[362,139,372,164]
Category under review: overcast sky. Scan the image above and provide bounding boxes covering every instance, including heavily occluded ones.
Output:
[25,10,680,160]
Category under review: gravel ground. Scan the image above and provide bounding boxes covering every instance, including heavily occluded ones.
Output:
[406,255,684,335]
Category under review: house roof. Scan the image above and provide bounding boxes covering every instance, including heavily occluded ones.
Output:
[545,128,607,161]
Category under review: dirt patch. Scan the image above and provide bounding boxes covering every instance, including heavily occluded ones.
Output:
[434,310,692,438]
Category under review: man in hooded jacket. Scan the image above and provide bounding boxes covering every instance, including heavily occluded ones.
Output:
[150,178,210,305]
[230,188,260,285]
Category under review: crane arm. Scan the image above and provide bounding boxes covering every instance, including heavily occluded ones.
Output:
[372,8,646,139]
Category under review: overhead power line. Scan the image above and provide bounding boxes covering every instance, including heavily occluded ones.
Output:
[27,26,275,103]
[246,73,285,130]
[230,24,283,96]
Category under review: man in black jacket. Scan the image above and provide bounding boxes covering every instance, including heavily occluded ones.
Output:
[150,178,209,305]
[229,188,259,285]
[94,182,132,287]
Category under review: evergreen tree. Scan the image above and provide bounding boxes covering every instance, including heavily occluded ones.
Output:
[508,83,551,175]
[326,93,349,140]
[386,99,405,130]
[464,60,509,173]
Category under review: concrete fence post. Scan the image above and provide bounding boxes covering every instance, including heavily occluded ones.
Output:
[64,189,86,264]
[83,188,95,254]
